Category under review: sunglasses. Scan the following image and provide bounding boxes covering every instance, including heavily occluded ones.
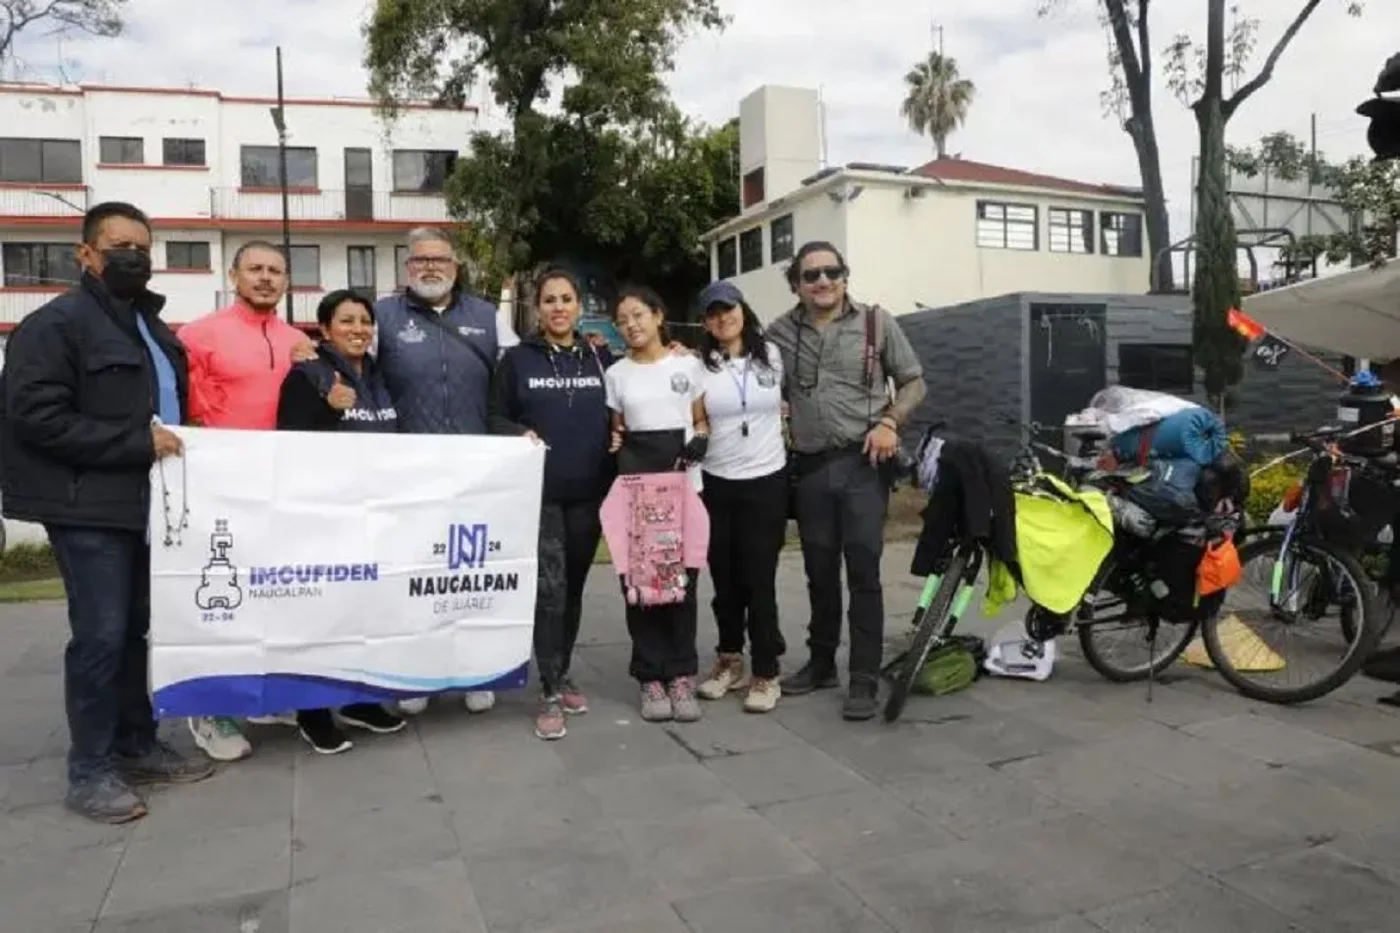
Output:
[799,265,845,284]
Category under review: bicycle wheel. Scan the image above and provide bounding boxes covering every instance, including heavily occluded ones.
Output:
[883,552,967,724]
[1077,611,1198,683]
[1206,531,1385,704]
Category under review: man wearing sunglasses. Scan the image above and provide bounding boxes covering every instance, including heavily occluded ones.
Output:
[765,241,926,720]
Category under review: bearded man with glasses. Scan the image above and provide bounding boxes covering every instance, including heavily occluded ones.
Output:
[764,241,926,720]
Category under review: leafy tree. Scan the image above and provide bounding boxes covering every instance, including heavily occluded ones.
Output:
[363,0,727,303]
[0,0,125,65]
[899,51,976,159]
[1036,1,1176,293]
[1163,1,1362,402]
[1227,129,1400,270]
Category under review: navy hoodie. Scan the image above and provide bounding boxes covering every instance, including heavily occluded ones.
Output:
[489,334,615,502]
[277,346,398,434]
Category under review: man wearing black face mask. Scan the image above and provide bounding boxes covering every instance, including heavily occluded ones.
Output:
[0,201,215,824]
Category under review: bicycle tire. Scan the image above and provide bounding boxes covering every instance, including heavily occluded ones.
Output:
[883,553,967,724]
[1205,532,1385,704]
[1078,614,1198,682]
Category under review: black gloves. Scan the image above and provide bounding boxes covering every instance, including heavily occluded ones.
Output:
[678,434,709,465]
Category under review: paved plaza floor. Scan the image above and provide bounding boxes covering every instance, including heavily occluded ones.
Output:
[5,541,1400,932]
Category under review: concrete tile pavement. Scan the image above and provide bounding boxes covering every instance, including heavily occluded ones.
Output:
[2,541,1400,931]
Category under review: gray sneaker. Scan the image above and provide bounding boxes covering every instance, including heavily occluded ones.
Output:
[639,681,673,722]
[668,676,702,722]
[65,772,147,824]
[116,741,217,785]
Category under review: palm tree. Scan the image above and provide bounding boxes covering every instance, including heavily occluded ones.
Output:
[900,51,976,159]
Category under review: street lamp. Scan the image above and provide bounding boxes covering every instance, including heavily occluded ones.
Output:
[1358,52,1400,162]
[269,46,295,324]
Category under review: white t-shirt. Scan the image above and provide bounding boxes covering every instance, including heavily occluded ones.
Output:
[605,353,707,491]
[699,344,786,481]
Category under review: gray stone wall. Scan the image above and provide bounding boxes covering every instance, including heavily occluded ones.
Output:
[897,296,1025,456]
[897,291,1344,457]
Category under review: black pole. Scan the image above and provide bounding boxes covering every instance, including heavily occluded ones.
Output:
[276,46,294,324]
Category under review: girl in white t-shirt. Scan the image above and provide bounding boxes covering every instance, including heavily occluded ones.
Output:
[604,286,710,724]
[690,282,790,714]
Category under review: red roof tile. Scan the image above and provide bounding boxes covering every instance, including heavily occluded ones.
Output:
[911,157,1141,199]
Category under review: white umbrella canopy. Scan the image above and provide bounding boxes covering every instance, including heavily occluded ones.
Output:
[1242,261,1400,360]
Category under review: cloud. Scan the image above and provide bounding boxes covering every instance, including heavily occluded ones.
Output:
[9,0,1397,267]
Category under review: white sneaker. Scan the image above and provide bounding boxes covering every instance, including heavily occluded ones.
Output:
[246,711,298,726]
[464,691,496,713]
[187,716,252,761]
[397,697,429,715]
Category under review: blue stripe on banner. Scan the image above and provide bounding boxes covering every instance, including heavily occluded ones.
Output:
[152,663,530,718]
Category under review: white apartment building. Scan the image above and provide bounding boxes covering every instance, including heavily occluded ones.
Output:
[0,81,482,330]
[702,86,1152,321]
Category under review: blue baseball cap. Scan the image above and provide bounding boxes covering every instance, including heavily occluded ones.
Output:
[696,280,745,314]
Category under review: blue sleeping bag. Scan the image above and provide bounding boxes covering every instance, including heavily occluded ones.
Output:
[1111,407,1227,467]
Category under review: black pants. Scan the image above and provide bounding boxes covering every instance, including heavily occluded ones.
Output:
[535,498,603,694]
[626,569,700,683]
[792,448,890,680]
[47,526,157,785]
[701,468,789,678]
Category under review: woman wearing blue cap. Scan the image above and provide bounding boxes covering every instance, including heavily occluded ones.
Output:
[692,281,789,712]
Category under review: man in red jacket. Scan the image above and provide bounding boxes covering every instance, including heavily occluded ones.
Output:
[177,241,313,761]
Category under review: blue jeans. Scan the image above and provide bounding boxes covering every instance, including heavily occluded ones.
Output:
[47,526,157,784]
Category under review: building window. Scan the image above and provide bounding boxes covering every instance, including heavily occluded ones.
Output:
[165,241,211,271]
[395,245,409,289]
[739,227,763,274]
[287,245,321,287]
[742,168,765,209]
[1101,212,1144,257]
[1118,343,1193,394]
[240,145,318,188]
[163,138,206,167]
[770,213,794,263]
[99,136,144,165]
[0,138,82,184]
[716,237,738,279]
[392,150,457,193]
[976,201,1038,251]
[348,246,376,297]
[2,242,80,287]
[1048,208,1093,254]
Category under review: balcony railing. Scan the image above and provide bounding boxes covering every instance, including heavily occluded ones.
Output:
[0,185,89,217]
[210,188,451,224]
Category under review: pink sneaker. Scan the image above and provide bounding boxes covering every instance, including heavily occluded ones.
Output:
[669,676,701,722]
[558,678,589,715]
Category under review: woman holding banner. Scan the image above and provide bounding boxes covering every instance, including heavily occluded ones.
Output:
[275,290,408,753]
[489,268,616,741]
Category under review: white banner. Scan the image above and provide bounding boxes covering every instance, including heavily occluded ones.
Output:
[148,427,544,718]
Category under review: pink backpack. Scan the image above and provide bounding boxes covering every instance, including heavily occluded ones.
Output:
[600,473,710,606]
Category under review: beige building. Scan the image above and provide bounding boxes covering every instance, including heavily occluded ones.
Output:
[701,85,1152,322]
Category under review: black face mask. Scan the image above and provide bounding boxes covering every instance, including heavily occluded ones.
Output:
[99,248,152,299]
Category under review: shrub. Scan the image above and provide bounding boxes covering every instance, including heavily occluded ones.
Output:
[0,542,57,581]
[1244,457,1308,527]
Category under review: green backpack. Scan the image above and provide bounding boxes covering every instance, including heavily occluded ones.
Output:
[912,636,985,696]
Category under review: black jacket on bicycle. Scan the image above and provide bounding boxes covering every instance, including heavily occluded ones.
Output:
[912,438,1017,577]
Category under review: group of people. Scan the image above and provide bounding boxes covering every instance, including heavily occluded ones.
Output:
[0,198,926,826]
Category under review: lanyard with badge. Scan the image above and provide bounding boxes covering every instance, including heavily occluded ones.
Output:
[727,356,751,436]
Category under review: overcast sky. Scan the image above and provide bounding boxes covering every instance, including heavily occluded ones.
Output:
[7,0,1397,253]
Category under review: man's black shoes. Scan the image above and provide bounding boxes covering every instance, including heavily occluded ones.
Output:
[780,659,839,695]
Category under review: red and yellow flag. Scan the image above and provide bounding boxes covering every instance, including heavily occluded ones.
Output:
[1226,307,1266,341]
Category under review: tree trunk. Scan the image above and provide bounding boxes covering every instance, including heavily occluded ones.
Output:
[1125,116,1175,293]
[1191,95,1245,403]
[934,133,947,159]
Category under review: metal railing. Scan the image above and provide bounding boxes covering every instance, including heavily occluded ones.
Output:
[0,185,88,217]
[210,188,451,224]
[0,288,64,324]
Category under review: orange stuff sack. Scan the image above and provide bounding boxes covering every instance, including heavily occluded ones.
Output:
[1197,535,1242,596]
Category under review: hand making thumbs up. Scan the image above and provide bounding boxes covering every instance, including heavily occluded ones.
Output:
[326,372,357,411]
